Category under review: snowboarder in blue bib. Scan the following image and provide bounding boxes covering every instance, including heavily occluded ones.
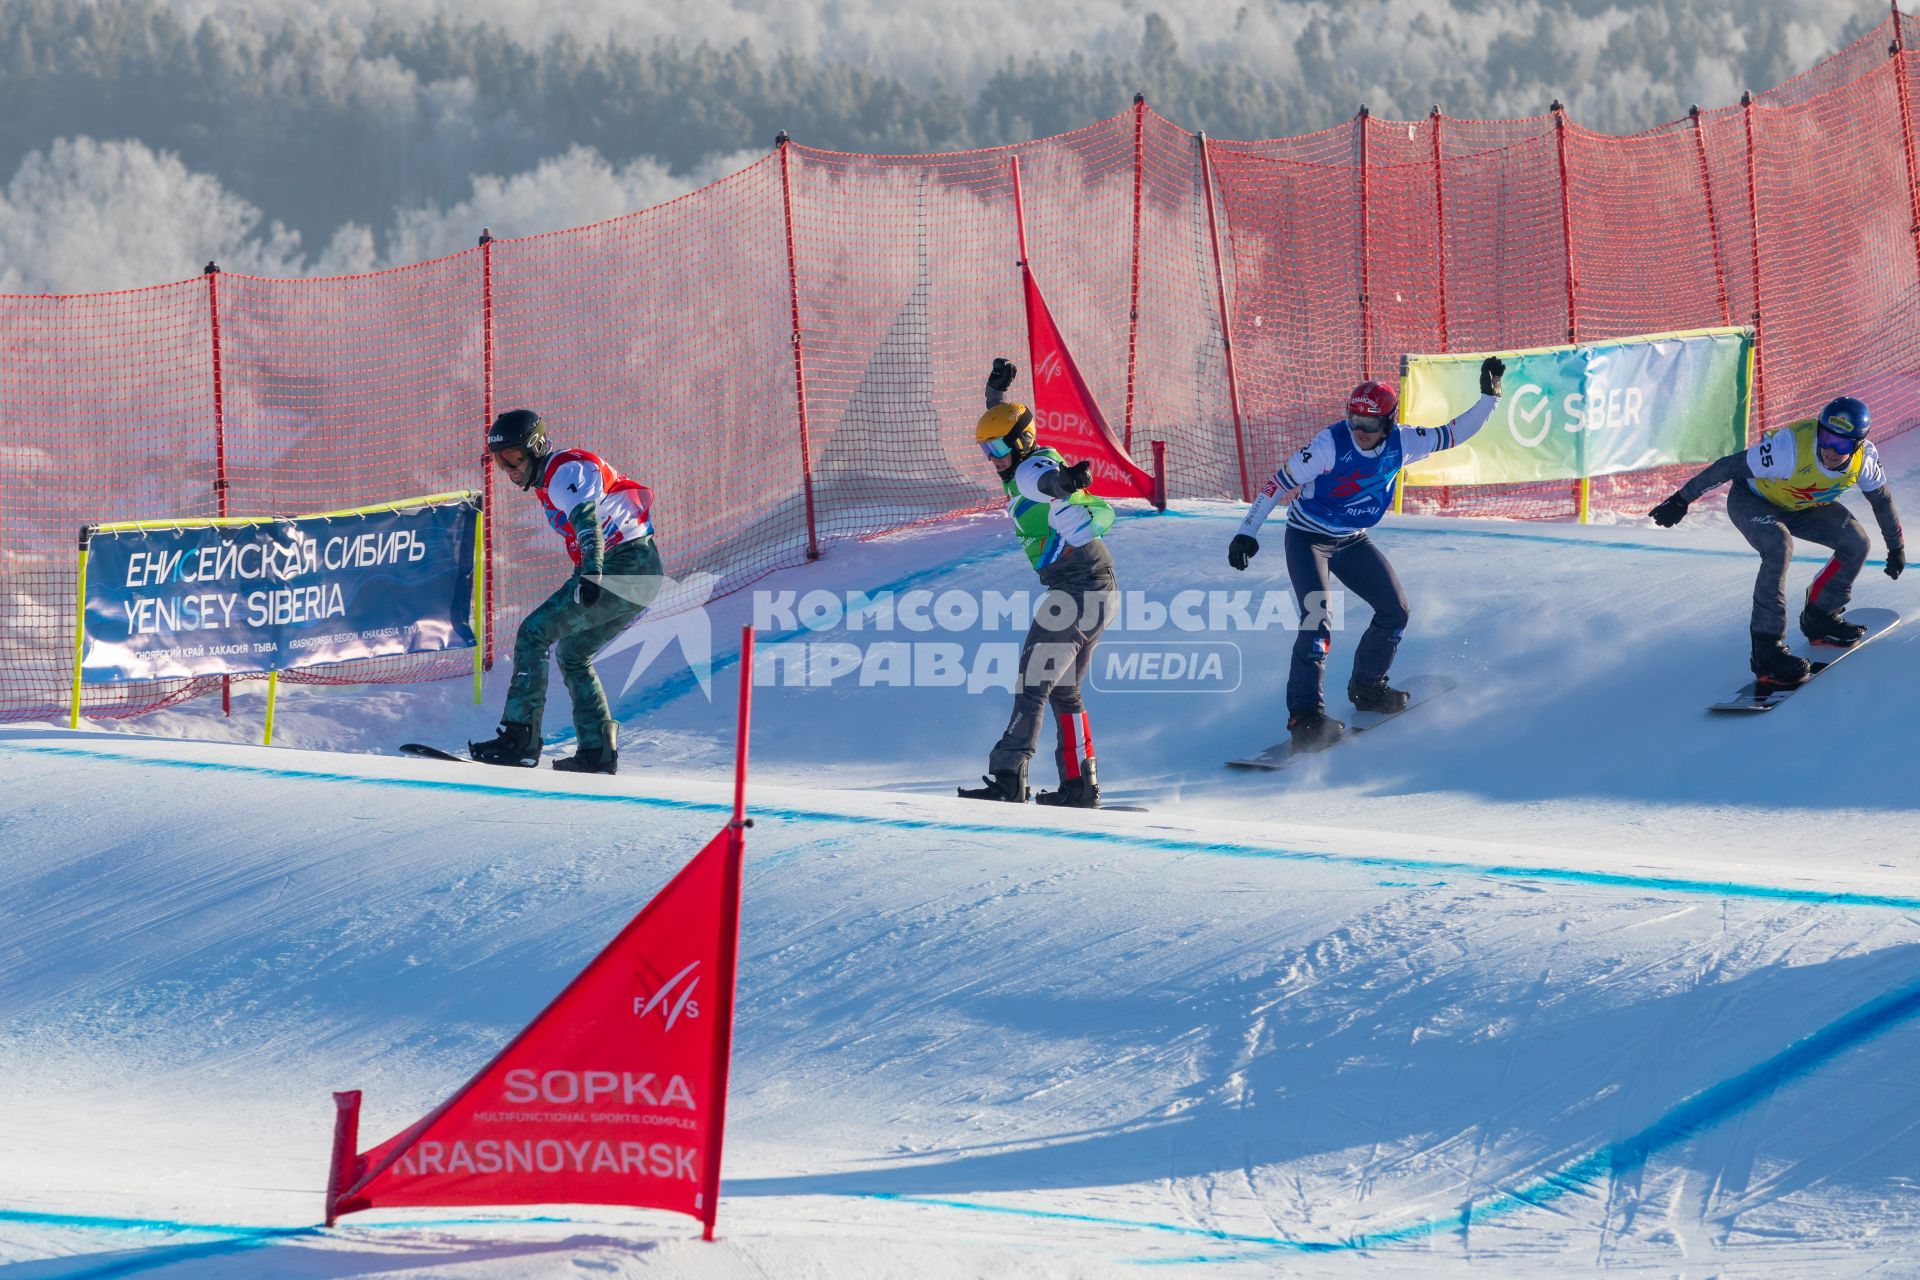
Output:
[1228,357,1504,752]
[1650,395,1905,689]
[958,358,1118,807]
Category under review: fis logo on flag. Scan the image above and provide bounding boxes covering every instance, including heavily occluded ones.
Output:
[634,959,702,1030]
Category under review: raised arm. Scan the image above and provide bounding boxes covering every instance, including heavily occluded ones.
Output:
[1400,356,1505,465]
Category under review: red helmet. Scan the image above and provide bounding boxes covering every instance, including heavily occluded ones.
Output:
[1347,379,1399,423]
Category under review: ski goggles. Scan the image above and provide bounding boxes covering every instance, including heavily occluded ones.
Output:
[1816,426,1861,457]
[1349,412,1391,435]
[979,424,1035,460]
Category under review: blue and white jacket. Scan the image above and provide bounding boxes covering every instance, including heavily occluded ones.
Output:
[1237,395,1497,539]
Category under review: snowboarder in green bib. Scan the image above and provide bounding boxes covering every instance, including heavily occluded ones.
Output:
[958,358,1119,808]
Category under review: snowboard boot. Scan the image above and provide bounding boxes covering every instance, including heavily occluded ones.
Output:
[1287,709,1347,753]
[1799,603,1867,647]
[1347,675,1410,715]
[553,745,618,775]
[469,721,539,767]
[958,765,1029,803]
[554,724,617,775]
[1036,760,1099,809]
[1750,632,1811,689]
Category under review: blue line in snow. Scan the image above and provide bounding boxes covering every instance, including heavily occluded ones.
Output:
[608,539,1015,722]
[8,739,1920,914]
[0,1209,604,1279]
[601,503,1182,727]
[18,958,1920,1268]
[1156,504,1894,566]
[853,972,1920,1255]
[606,502,1882,732]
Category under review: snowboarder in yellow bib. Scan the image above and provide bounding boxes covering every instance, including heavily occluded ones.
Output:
[1650,396,1905,688]
[958,358,1118,808]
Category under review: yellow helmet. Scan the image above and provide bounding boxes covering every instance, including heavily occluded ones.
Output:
[975,402,1034,458]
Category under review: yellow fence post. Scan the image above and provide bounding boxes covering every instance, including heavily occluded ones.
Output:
[1577,477,1592,525]
[264,671,279,745]
[70,531,91,729]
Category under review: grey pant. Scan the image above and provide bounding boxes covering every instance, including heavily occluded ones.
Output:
[1727,483,1867,637]
[988,541,1117,778]
[1285,524,1409,716]
[503,538,663,750]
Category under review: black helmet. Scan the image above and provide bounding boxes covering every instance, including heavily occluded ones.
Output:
[487,409,550,489]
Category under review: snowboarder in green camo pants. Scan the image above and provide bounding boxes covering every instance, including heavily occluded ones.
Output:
[470,409,664,774]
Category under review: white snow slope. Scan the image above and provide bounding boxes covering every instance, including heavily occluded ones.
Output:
[5,461,1920,1277]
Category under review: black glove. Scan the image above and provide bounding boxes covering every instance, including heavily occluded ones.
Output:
[1649,495,1690,528]
[1887,546,1906,580]
[576,576,603,607]
[1480,356,1506,397]
[1057,460,1093,493]
[988,357,1017,394]
[1228,533,1259,571]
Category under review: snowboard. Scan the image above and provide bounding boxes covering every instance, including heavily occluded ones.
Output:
[401,742,548,765]
[1708,607,1900,713]
[1227,673,1458,771]
[399,742,473,762]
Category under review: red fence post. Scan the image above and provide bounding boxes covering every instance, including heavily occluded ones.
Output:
[478,228,496,669]
[1688,107,1734,326]
[1890,3,1920,278]
[774,133,822,562]
[1430,106,1451,352]
[1742,90,1768,434]
[1124,93,1146,452]
[1550,101,1586,520]
[1357,105,1373,380]
[1550,101,1580,345]
[1197,132,1253,503]
[1150,439,1168,510]
[204,261,232,717]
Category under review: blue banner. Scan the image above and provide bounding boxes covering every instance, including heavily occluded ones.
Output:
[81,498,479,683]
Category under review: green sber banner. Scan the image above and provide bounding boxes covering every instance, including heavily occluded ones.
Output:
[1401,326,1753,487]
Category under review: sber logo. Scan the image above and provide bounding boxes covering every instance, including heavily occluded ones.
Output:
[633,959,701,1030]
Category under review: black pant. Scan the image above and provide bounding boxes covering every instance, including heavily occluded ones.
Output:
[1284,524,1409,716]
[988,541,1117,780]
[1726,483,1868,637]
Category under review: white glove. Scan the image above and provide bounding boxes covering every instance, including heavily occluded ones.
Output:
[1047,501,1098,546]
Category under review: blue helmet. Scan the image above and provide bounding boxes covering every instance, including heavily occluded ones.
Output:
[1818,396,1870,442]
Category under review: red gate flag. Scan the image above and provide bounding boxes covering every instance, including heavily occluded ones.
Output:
[326,626,755,1240]
[1021,264,1156,502]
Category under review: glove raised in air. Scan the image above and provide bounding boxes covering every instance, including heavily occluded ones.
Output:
[1480,356,1506,397]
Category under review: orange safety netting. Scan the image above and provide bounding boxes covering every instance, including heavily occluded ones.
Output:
[6,14,1920,721]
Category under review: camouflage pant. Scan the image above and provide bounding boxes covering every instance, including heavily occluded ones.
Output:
[503,538,663,751]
